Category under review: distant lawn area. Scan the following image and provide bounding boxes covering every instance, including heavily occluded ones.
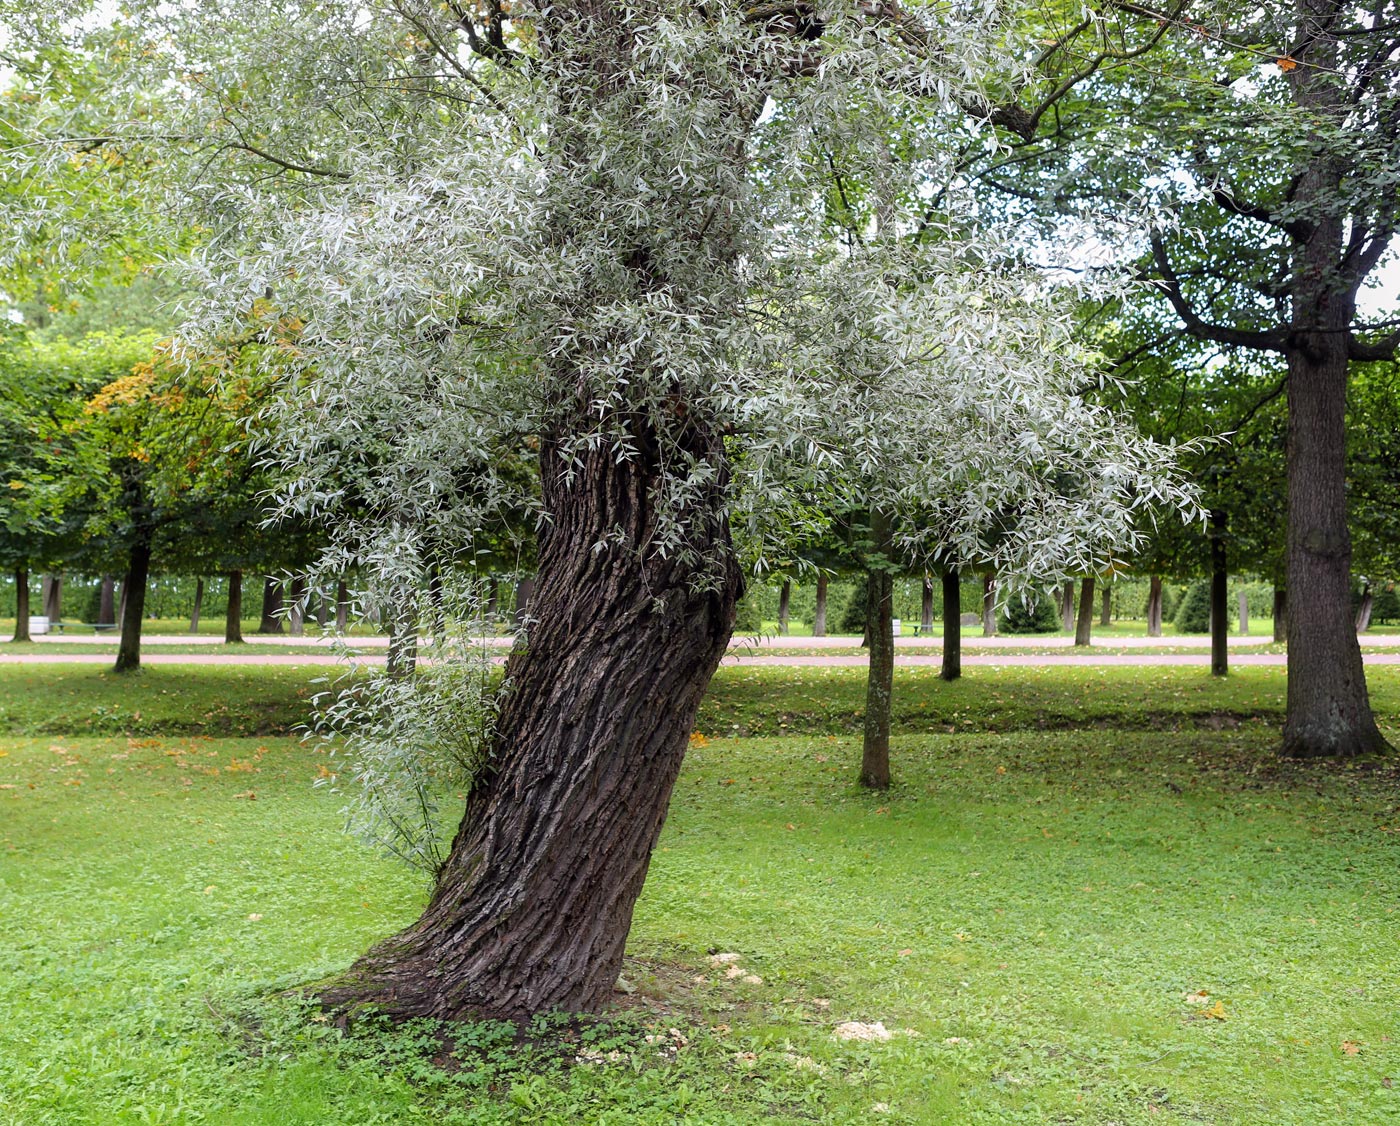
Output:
[1,664,1398,1123]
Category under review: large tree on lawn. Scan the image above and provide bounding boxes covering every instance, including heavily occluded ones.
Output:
[985,0,1400,756]
[10,0,1195,1020]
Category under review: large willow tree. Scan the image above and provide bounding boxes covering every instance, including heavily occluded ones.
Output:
[5,0,1197,1019]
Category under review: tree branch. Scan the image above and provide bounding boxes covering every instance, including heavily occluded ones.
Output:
[1149,232,1289,353]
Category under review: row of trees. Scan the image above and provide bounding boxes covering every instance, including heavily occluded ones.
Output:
[3,0,1396,1025]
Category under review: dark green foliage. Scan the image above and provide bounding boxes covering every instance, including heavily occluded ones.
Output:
[732,593,762,634]
[1373,583,1400,625]
[839,575,868,634]
[1174,581,1213,633]
[998,591,1061,634]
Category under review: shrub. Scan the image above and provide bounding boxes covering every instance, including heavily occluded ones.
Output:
[1174,581,1213,633]
[840,576,869,634]
[999,591,1062,633]
[1373,583,1400,625]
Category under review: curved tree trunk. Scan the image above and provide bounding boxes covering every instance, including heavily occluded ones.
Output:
[1074,576,1094,647]
[812,574,828,637]
[288,576,306,637]
[42,574,61,623]
[322,435,740,1022]
[1355,581,1373,634]
[860,513,894,790]
[1146,575,1163,638]
[225,571,244,644]
[114,533,152,674]
[921,576,934,636]
[940,568,960,680]
[1272,585,1286,644]
[1060,579,1075,632]
[1209,510,1228,678]
[11,568,30,642]
[777,578,791,636]
[1099,584,1111,627]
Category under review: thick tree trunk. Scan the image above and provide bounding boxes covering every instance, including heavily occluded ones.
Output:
[225,571,244,644]
[940,569,960,681]
[114,535,152,673]
[812,574,828,637]
[190,578,205,633]
[1238,591,1250,638]
[921,577,934,636]
[1074,576,1095,647]
[1355,581,1373,633]
[41,574,61,622]
[1060,579,1075,632]
[322,434,741,1022]
[1209,510,1228,677]
[258,577,285,634]
[1273,585,1286,644]
[1100,584,1111,627]
[777,578,791,636]
[1146,575,1163,637]
[336,579,350,633]
[289,576,306,637]
[860,516,894,790]
[11,568,30,642]
[981,573,996,637]
[98,576,116,626]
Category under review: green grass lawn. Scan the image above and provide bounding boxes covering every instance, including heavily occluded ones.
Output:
[2,666,1399,1123]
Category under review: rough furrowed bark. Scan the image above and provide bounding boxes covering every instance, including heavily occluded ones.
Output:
[322,435,740,1023]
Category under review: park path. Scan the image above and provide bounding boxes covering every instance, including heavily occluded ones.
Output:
[5,651,1400,668]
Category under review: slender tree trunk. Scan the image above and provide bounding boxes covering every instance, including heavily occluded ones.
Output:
[336,579,350,632]
[190,578,205,633]
[1273,585,1287,644]
[860,514,894,790]
[513,577,535,630]
[1209,510,1228,678]
[225,571,244,644]
[921,577,934,636]
[98,576,116,626]
[258,577,285,634]
[316,588,329,628]
[11,568,30,642]
[1355,581,1373,633]
[940,569,961,681]
[1074,576,1095,647]
[812,574,828,637]
[42,574,61,622]
[323,435,741,1022]
[1238,591,1250,638]
[1146,575,1163,637]
[1061,579,1075,632]
[981,573,996,637]
[289,576,306,637]
[777,578,791,635]
[1100,584,1111,627]
[114,534,152,673]
[485,577,499,622]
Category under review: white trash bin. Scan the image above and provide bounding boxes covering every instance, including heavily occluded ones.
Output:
[891,618,901,637]
[27,616,50,636]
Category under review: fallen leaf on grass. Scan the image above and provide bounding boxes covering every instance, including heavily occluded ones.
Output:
[1201,1000,1227,1021]
[708,952,742,966]
[833,1021,893,1042]
[1184,990,1210,1005]
[1342,1040,1362,1056]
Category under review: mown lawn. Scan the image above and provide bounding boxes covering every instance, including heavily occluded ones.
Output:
[3,674,1399,1123]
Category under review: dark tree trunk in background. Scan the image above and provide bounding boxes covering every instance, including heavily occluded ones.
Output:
[258,577,285,634]
[812,574,828,637]
[387,593,419,681]
[1209,510,1228,678]
[777,578,791,635]
[336,579,350,632]
[98,576,116,626]
[1355,581,1373,633]
[1146,575,1163,637]
[189,578,205,633]
[513,577,535,630]
[981,573,996,636]
[859,513,894,791]
[1061,579,1075,632]
[42,574,61,622]
[11,568,30,642]
[485,577,499,622]
[316,589,329,628]
[1273,585,1286,644]
[324,434,741,1022]
[921,577,934,636]
[288,576,306,637]
[114,534,152,673]
[225,571,243,644]
[940,569,961,681]
[1074,576,1095,647]
[428,567,446,640]
[1238,591,1250,637]
[1100,585,1111,627]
